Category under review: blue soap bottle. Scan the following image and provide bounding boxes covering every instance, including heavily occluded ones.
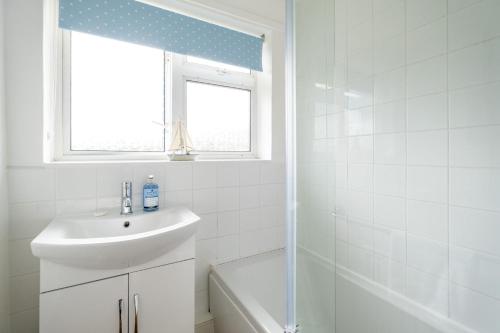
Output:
[143,175,159,212]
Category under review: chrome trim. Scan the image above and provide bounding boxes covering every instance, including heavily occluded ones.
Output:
[118,299,123,333]
[285,0,297,331]
[121,181,133,215]
[134,294,139,333]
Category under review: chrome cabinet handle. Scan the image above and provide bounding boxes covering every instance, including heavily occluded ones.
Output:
[118,299,123,333]
[134,294,140,333]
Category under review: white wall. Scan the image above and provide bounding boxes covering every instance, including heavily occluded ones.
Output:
[4,0,286,331]
[296,0,500,332]
[0,0,10,331]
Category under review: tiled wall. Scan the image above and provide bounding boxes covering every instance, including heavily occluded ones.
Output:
[0,0,10,331]
[297,0,500,332]
[325,0,500,332]
[7,161,286,332]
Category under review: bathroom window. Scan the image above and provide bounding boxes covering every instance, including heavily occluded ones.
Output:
[66,32,167,153]
[60,31,257,158]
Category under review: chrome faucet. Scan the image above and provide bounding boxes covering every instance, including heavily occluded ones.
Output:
[121,181,133,215]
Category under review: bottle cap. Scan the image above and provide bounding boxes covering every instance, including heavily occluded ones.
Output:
[148,175,154,180]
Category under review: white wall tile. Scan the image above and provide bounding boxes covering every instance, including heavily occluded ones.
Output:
[216,235,239,263]
[348,107,373,136]
[373,255,406,293]
[449,81,500,128]
[451,206,500,257]
[56,167,96,200]
[348,164,373,192]
[165,190,192,208]
[348,190,373,223]
[407,235,448,278]
[239,208,261,232]
[9,239,38,277]
[239,163,261,186]
[349,245,374,278]
[451,246,500,299]
[374,0,405,42]
[407,93,448,131]
[8,168,55,203]
[9,202,55,240]
[407,130,448,166]
[451,283,500,333]
[374,33,405,74]
[407,200,448,243]
[374,68,406,104]
[347,19,373,55]
[450,168,500,211]
[449,0,500,51]
[56,198,96,216]
[349,136,374,164]
[327,112,348,138]
[448,0,482,13]
[193,189,217,214]
[347,79,374,109]
[9,309,38,333]
[374,133,406,165]
[217,211,239,236]
[407,56,447,97]
[348,48,374,82]
[165,163,193,191]
[449,38,500,90]
[216,163,239,188]
[374,100,406,134]
[10,273,39,313]
[239,186,260,209]
[96,165,134,198]
[193,163,217,189]
[260,184,284,207]
[349,221,373,250]
[406,0,447,30]
[374,195,406,230]
[407,267,449,315]
[374,165,406,197]
[407,18,447,64]
[197,213,217,240]
[373,227,406,263]
[407,166,448,203]
[450,126,500,167]
[216,187,239,212]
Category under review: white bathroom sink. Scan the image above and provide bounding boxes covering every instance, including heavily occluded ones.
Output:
[31,207,199,269]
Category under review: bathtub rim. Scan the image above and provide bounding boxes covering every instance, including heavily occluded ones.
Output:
[209,251,285,333]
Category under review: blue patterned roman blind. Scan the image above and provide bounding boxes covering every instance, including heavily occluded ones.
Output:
[59,0,264,71]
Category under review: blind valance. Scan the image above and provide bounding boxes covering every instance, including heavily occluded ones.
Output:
[59,0,264,71]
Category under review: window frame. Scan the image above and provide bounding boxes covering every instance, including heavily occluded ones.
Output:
[172,53,258,158]
[56,31,258,161]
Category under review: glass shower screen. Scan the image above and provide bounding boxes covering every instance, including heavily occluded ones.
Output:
[289,0,500,332]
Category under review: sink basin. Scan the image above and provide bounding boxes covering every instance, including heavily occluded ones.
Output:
[31,207,199,269]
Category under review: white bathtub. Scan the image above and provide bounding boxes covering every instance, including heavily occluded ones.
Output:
[209,247,473,333]
[209,250,286,333]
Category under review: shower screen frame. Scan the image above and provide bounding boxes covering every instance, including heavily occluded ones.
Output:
[285,0,297,332]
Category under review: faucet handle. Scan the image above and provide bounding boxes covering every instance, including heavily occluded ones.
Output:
[122,181,132,197]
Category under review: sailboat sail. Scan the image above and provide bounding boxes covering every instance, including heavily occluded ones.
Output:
[170,120,193,153]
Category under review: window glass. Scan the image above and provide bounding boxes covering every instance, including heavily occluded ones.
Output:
[70,32,165,152]
[186,81,251,152]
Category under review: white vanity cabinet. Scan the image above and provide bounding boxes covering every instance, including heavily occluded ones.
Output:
[40,274,128,333]
[129,260,194,333]
[39,259,195,333]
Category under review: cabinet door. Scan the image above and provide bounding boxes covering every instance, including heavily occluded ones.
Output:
[40,275,128,333]
[129,260,194,333]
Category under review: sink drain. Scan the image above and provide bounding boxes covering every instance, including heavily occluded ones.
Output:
[124,221,130,228]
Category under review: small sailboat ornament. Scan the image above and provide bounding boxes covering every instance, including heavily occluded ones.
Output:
[168,120,198,161]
